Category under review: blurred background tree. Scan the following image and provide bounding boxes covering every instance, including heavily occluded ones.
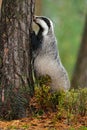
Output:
[0,0,2,7]
[0,0,2,17]
[71,15,87,88]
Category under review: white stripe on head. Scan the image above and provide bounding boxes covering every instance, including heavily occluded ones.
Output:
[35,16,54,36]
[42,16,54,35]
[49,19,54,33]
[36,18,49,36]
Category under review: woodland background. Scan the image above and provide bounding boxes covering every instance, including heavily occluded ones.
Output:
[37,0,87,88]
[42,0,87,79]
[0,0,87,130]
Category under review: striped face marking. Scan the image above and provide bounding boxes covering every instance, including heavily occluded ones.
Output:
[34,16,54,36]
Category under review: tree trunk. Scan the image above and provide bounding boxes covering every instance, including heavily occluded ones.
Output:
[0,0,35,120]
[71,15,87,88]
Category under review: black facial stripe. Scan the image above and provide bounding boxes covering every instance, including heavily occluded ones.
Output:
[41,17,51,28]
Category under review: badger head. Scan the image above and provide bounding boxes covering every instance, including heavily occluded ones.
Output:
[33,16,54,36]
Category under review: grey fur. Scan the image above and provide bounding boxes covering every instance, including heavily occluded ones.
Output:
[33,16,70,91]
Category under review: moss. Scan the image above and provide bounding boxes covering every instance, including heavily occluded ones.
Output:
[32,85,87,123]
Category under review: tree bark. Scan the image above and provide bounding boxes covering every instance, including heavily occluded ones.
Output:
[71,15,87,88]
[0,0,35,120]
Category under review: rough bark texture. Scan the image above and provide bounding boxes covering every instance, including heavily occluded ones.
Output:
[71,16,87,88]
[0,0,35,120]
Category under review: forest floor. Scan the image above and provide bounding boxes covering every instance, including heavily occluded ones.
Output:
[0,87,87,130]
[0,113,87,130]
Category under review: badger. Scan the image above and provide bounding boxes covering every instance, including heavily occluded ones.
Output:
[31,16,70,91]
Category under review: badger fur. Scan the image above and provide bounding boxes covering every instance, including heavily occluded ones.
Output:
[32,16,70,91]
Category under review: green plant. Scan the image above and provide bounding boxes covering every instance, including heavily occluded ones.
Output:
[78,126,87,130]
[35,85,54,111]
[7,125,17,130]
[78,88,87,116]
[34,85,87,125]
[69,127,75,130]
[21,124,29,129]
